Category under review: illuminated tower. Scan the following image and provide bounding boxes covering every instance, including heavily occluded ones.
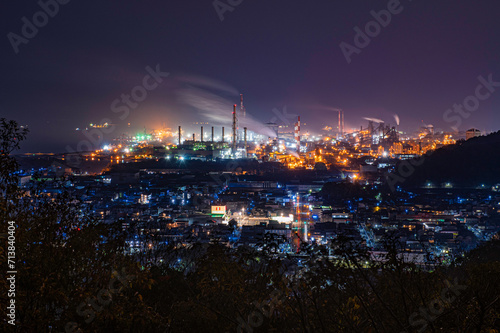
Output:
[232,104,237,155]
[294,116,301,148]
[240,94,246,119]
[244,127,248,157]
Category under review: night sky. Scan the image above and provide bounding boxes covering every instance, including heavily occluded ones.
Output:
[2,0,500,152]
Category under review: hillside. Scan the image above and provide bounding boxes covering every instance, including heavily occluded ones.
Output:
[400,131,500,188]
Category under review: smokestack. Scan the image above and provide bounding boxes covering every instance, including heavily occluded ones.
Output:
[211,126,214,142]
[338,111,341,137]
[240,94,246,119]
[178,126,181,145]
[222,127,225,143]
[244,127,247,154]
[232,104,237,154]
[201,126,204,142]
[295,116,301,146]
[192,133,195,142]
[341,110,344,136]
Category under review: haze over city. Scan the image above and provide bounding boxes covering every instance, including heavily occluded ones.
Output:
[3,1,500,332]
[2,0,500,152]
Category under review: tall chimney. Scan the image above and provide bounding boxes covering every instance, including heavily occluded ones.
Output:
[192,133,195,142]
[222,127,225,143]
[342,110,344,136]
[295,116,300,146]
[211,126,214,142]
[240,94,246,118]
[178,126,181,145]
[338,111,341,137]
[201,126,204,142]
[244,127,247,157]
[232,104,237,154]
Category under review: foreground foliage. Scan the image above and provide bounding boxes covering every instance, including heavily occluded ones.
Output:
[1,119,500,332]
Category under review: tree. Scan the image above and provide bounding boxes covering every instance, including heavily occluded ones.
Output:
[0,119,161,332]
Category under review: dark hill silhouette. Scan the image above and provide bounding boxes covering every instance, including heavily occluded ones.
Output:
[400,131,500,188]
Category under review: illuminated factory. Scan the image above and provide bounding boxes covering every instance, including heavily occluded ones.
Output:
[167,99,259,160]
[81,96,458,177]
